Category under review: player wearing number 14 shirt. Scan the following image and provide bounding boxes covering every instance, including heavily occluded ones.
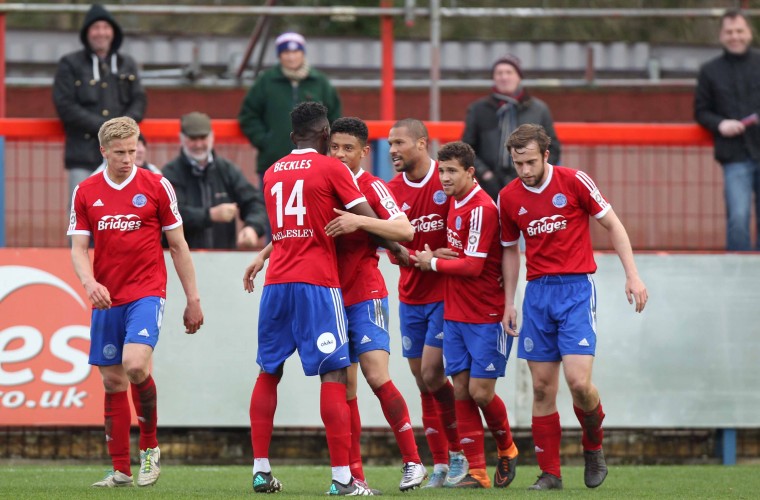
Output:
[247,102,380,496]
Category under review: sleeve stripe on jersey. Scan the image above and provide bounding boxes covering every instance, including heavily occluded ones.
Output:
[344,196,367,210]
[67,185,79,233]
[575,171,598,193]
[162,221,183,231]
[466,206,483,254]
[330,287,348,344]
[501,239,519,247]
[371,180,401,218]
[576,170,610,211]
[159,177,178,203]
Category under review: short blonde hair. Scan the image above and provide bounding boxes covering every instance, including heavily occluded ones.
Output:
[98,116,140,148]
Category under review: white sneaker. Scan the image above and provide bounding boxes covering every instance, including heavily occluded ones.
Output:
[91,470,134,487]
[399,462,427,491]
[137,447,161,487]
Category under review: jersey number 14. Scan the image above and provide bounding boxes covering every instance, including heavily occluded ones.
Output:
[271,180,306,228]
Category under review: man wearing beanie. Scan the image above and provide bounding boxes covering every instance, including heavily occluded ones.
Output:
[239,32,342,181]
[462,54,560,200]
[53,3,146,199]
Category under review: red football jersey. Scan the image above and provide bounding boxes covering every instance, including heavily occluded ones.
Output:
[387,160,449,305]
[67,167,182,306]
[442,185,504,323]
[498,165,611,281]
[336,169,404,307]
[263,149,366,288]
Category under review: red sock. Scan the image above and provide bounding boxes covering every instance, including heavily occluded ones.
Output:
[532,412,562,477]
[574,402,605,451]
[479,395,513,452]
[347,397,364,481]
[374,381,420,464]
[321,382,350,467]
[432,380,461,452]
[130,375,158,451]
[104,391,132,476]
[250,372,279,459]
[455,398,486,470]
[421,392,448,465]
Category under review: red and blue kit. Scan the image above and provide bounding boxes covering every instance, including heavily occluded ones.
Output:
[387,160,449,305]
[67,167,181,306]
[263,149,366,288]
[498,164,611,280]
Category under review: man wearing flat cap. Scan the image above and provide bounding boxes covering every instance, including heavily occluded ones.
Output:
[162,112,268,249]
[462,54,561,200]
[238,32,342,182]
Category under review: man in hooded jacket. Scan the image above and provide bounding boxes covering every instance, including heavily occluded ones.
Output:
[54,3,147,197]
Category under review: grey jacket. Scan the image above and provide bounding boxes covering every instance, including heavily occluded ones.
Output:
[52,4,146,171]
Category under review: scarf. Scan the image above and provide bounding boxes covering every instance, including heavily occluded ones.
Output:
[281,61,311,86]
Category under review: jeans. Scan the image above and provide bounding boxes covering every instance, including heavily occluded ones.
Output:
[722,159,760,251]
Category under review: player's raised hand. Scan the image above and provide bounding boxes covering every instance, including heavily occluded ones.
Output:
[84,280,112,310]
[626,275,648,313]
[325,208,362,236]
[183,300,204,334]
[502,304,519,337]
[243,255,267,293]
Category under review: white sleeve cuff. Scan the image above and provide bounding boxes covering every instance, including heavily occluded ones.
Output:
[430,257,439,272]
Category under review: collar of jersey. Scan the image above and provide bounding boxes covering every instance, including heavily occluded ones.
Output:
[521,163,554,194]
[454,184,482,209]
[103,165,138,190]
[403,158,436,187]
[353,168,366,180]
[290,148,318,155]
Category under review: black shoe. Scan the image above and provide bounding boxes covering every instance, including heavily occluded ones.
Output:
[253,471,283,493]
[447,473,488,488]
[326,478,373,496]
[494,454,518,488]
[583,449,608,488]
[528,472,563,490]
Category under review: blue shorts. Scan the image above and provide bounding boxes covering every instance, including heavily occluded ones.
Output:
[89,296,165,366]
[443,320,511,378]
[398,301,444,358]
[346,298,391,363]
[518,274,597,362]
[257,283,351,376]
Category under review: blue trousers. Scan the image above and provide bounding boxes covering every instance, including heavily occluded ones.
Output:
[722,159,760,251]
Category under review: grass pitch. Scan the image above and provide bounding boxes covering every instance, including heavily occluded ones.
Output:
[1,463,758,499]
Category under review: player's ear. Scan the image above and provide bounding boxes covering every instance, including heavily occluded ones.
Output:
[361,145,370,159]
[289,131,296,146]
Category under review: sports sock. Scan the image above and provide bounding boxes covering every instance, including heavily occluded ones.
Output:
[346,397,364,481]
[431,380,461,452]
[455,398,486,470]
[250,372,279,459]
[321,382,351,467]
[421,391,448,465]
[479,394,514,452]
[130,375,158,451]
[574,401,606,451]
[374,381,420,464]
[532,412,562,478]
[104,390,132,476]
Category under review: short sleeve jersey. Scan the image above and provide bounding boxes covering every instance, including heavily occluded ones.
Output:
[263,149,366,288]
[336,169,404,307]
[67,167,182,306]
[443,185,505,323]
[387,160,449,305]
[498,165,611,281]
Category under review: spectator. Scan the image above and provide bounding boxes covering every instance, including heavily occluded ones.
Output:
[161,112,267,250]
[91,134,160,177]
[695,9,760,251]
[462,54,560,200]
[238,32,342,182]
[53,3,146,197]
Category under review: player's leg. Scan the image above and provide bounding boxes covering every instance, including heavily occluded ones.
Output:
[345,362,365,483]
[251,366,283,494]
[88,304,133,487]
[122,297,163,487]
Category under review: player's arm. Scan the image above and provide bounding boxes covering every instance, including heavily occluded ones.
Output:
[165,227,204,333]
[411,243,486,276]
[243,242,273,293]
[324,208,413,242]
[501,243,520,336]
[596,209,648,313]
[70,234,111,310]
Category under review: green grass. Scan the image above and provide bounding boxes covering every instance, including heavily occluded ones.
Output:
[1,464,759,499]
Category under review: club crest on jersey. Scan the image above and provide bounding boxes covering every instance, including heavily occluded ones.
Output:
[317,332,337,354]
[132,194,147,208]
[455,216,462,230]
[552,193,567,208]
[433,190,447,205]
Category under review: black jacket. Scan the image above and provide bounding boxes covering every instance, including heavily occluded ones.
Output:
[695,49,760,164]
[462,92,561,199]
[161,151,268,249]
[52,4,146,171]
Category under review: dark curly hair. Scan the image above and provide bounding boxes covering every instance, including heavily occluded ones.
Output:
[331,117,369,146]
[290,102,328,136]
[437,141,475,169]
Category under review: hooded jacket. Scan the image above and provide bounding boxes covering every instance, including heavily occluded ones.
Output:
[53,4,146,171]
